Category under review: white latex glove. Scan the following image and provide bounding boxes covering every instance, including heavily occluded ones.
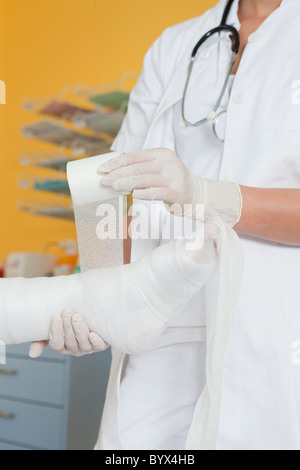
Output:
[29,308,109,358]
[99,148,243,226]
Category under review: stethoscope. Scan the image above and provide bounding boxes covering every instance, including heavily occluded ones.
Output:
[181,0,240,141]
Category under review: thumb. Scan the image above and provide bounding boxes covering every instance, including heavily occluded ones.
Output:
[29,341,48,359]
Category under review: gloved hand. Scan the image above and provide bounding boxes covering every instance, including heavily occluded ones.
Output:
[99,148,243,227]
[29,308,109,358]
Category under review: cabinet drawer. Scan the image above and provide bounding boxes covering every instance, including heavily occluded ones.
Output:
[0,398,64,449]
[0,358,66,406]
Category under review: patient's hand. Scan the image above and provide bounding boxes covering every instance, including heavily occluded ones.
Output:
[29,308,109,358]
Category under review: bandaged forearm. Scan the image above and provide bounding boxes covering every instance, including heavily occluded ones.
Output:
[188,175,243,226]
[0,228,217,354]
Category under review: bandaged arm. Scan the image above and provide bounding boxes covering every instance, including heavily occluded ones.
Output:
[0,223,218,354]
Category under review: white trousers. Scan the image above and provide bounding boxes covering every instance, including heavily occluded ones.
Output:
[119,341,206,450]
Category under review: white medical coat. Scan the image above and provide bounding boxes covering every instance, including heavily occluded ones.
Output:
[96,0,300,450]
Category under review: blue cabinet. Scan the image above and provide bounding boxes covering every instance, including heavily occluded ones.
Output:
[0,344,111,450]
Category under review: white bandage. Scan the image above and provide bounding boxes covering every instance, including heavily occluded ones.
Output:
[0,223,218,354]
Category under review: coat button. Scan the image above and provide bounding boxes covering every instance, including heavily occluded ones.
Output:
[232,92,245,104]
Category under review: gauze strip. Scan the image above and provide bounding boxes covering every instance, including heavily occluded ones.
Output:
[67,152,129,270]
[185,221,244,450]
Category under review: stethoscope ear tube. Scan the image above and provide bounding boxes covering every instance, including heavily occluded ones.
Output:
[221,0,236,26]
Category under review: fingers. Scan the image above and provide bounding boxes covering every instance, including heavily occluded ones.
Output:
[29,341,48,359]
[48,309,109,356]
[133,186,173,203]
[103,174,169,193]
[101,159,163,185]
[62,309,82,354]
[99,149,179,200]
[98,148,174,174]
[49,310,83,355]
[89,332,110,352]
[49,313,67,354]
[98,150,155,174]
[71,314,94,353]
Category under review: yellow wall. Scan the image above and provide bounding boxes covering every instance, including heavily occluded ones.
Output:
[0,0,217,261]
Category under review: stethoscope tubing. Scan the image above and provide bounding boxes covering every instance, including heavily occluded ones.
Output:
[181,0,240,135]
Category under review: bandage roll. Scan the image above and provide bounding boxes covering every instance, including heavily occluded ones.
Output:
[67,152,129,271]
[67,152,128,207]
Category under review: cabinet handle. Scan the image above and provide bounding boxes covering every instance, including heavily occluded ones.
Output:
[0,368,17,376]
[0,411,15,419]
